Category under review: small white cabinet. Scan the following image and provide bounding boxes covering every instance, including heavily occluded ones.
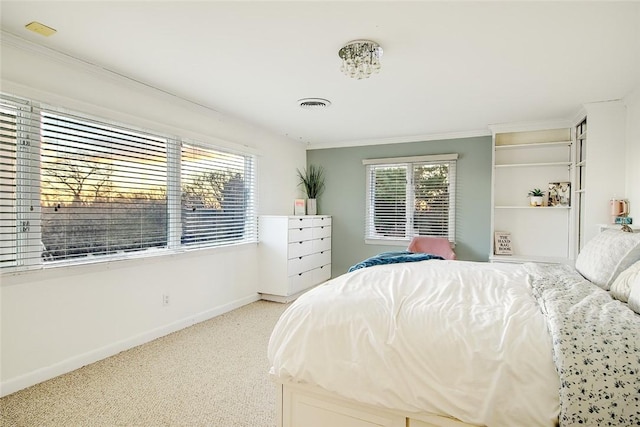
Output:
[258,215,331,302]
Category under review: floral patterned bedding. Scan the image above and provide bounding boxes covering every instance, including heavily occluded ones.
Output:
[524,263,640,426]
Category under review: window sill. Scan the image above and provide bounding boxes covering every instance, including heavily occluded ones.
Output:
[365,238,410,247]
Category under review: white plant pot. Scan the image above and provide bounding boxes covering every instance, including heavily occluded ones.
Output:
[530,196,544,207]
[306,198,317,215]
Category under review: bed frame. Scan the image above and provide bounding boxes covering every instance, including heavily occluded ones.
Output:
[276,381,475,427]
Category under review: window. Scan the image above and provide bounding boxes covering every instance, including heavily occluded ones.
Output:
[364,154,457,244]
[0,93,257,272]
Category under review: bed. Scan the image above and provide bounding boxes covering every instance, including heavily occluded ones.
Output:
[267,230,640,427]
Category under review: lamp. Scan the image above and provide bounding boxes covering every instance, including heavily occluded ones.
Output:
[338,40,383,80]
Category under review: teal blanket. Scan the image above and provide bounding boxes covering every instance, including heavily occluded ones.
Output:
[347,251,444,272]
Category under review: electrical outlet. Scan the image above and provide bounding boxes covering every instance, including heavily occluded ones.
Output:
[162,294,170,306]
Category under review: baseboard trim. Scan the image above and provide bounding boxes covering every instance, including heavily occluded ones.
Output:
[0,293,260,397]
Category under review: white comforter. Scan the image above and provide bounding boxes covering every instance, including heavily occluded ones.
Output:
[268,260,560,426]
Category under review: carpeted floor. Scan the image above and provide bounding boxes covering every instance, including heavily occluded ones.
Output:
[0,300,289,427]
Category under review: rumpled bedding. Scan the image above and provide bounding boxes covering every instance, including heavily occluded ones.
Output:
[524,262,640,426]
[268,260,560,426]
[347,250,443,272]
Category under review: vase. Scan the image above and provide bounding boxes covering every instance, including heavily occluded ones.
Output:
[306,198,317,215]
[530,196,544,207]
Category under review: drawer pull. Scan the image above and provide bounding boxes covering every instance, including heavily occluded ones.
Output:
[299,228,303,231]
[299,256,302,260]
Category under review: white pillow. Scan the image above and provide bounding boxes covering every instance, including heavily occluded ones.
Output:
[627,274,640,314]
[574,230,640,290]
[610,260,640,302]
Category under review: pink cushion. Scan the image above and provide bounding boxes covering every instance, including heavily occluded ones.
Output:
[407,236,456,260]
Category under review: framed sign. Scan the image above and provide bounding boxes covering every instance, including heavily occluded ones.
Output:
[494,231,513,255]
[294,199,306,215]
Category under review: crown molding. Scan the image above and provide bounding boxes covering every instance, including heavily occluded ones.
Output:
[488,118,574,135]
[306,129,491,150]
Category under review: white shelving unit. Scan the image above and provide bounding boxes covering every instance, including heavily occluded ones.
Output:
[490,128,574,264]
[574,117,587,252]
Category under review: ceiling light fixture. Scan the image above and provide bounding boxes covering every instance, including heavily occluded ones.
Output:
[338,40,383,80]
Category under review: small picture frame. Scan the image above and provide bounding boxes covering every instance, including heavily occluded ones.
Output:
[494,231,513,255]
[293,199,306,215]
[548,182,571,207]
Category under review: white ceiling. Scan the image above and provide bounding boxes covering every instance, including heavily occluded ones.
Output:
[1,1,639,148]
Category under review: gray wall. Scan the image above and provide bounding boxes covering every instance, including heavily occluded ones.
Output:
[307,136,492,275]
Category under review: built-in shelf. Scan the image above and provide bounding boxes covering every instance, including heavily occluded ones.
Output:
[491,127,573,264]
[495,205,571,209]
[495,161,572,168]
[495,141,571,150]
[490,254,571,264]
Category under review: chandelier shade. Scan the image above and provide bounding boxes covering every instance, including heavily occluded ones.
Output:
[338,40,383,80]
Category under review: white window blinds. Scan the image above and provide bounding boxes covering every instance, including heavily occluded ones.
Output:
[365,156,457,243]
[0,97,41,269]
[40,110,169,262]
[180,142,256,247]
[0,93,258,272]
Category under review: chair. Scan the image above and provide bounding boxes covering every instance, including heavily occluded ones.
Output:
[407,236,456,260]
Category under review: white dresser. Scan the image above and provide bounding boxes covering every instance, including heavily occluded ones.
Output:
[258,215,332,302]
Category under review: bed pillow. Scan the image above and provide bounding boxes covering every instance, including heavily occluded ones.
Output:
[627,274,640,314]
[610,260,640,302]
[574,230,640,290]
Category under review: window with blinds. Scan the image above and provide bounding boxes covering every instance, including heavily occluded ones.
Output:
[0,93,257,272]
[364,155,457,243]
[180,142,255,247]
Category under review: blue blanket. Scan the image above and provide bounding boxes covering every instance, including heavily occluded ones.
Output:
[347,251,444,272]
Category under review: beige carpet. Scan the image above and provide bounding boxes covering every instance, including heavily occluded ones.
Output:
[0,300,289,427]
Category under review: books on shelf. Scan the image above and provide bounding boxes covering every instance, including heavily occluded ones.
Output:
[494,231,512,255]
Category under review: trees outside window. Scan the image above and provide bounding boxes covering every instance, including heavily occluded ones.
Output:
[0,94,256,271]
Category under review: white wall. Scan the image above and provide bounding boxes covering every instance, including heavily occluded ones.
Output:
[624,88,640,212]
[0,37,306,396]
[581,100,628,244]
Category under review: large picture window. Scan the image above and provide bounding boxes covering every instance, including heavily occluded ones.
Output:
[364,154,457,244]
[0,94,257,272]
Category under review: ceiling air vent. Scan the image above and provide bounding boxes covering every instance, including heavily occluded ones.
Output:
[297,98,331,109]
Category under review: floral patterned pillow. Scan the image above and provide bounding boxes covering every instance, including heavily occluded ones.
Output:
[574,230,640,290]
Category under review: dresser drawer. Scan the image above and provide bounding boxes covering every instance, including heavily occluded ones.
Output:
[288,217,314,229]
[288,240,314,259]
[288,226,313,243]
[312,237,331,252]
[313,263,331,284]
[288,250,331,276]
[288,269,315,295]
[312,225,331,239]
[312,216,332,227]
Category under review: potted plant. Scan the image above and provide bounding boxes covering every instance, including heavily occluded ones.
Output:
[297,164,325,215]
[528,188,544,207]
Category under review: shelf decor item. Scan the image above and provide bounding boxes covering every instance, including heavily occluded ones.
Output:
[548,182,571,207]
[294,199,306,215]
[527,188,545,207]
[297,164,325,215]
[494,231,513,255]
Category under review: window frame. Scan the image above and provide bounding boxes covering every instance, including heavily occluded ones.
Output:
[363,154,457,246]
[0,93,258,273]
